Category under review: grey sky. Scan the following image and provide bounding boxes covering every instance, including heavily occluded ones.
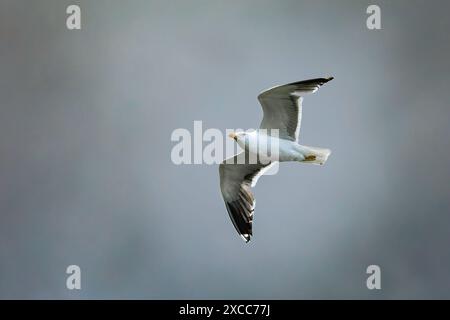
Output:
[0,0,450,298]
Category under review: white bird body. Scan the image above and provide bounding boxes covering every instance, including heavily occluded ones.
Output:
[219,77,334,242]
[233,130,330,164]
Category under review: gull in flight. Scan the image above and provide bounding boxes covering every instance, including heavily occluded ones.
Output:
[219,77,334,242]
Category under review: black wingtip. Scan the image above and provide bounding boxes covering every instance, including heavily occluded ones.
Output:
[241,234,251,243]
[288,76,334,88]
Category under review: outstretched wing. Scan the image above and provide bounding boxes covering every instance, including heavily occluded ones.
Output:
[258,77,333,141]
[219,153,275,242]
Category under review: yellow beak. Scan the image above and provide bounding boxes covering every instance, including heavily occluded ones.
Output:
[228,132,237,140]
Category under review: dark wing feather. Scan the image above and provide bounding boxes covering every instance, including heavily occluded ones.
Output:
[219,153,273,242]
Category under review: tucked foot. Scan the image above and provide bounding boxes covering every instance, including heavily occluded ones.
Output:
[304,155,316,161]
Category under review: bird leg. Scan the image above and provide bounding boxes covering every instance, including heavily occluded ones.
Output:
[304,155,317,161]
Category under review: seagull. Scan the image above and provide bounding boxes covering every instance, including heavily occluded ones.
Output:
[219,77,333,242]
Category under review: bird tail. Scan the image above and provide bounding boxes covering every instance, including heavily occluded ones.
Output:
[301,146,331,165]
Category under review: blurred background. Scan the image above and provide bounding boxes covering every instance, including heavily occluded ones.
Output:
[0,0,449,299]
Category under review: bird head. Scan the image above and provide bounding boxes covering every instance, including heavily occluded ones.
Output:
[228,131,246,142]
